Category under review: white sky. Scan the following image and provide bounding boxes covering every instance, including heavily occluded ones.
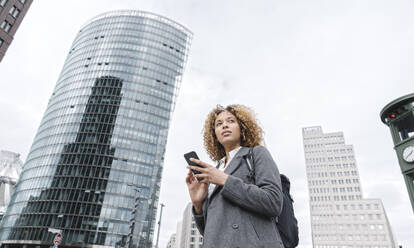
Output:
[1,0,413,247]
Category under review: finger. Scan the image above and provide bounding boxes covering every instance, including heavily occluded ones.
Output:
[199,178,209,184]
[194,173,208,180]
[185,174,192,185]
[186,170,196,183]
[187,166,206,173]
[189,158,211,168]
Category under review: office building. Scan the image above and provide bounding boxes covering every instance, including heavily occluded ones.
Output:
[302,126,396,248]
[166,233,176,248]
[0,0,32,62]
[176,203,203,248]
[0,151,23,216]
[0,10,191,248]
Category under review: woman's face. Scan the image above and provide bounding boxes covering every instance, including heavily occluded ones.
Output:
[214,111,241,150]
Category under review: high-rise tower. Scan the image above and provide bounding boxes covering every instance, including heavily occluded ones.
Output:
[0,10,192,248]
[302,126,396,248]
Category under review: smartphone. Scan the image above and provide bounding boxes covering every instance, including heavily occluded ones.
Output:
[184,151,203,181]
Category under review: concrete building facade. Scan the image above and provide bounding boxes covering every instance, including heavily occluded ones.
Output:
[302,126,396,248]
[176,203,203,248]
[0,0,32,62]
[166,233,176,248]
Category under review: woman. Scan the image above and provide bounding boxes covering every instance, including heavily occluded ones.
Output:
[185,104,284,248]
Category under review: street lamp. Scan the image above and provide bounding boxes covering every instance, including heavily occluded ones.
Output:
[155,203,165,248]
[126,184,141,248]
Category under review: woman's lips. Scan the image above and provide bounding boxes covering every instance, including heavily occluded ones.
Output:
[222,131,232,136]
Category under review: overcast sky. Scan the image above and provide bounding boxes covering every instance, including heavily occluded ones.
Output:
[0,0,413,247]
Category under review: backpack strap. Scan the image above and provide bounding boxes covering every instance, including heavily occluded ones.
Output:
[243,147,256,184]
[216,160,223,169]
[244,148,279,222]
[244,148,299,247]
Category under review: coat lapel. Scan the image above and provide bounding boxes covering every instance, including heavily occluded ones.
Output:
[209,147,250,198]
[223,147,250,175]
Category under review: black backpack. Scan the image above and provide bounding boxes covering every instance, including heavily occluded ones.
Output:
[244,148,299,248]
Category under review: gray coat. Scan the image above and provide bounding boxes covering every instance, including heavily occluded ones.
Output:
[193,146,284,248]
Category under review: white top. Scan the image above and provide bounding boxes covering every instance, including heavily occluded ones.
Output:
[207,146,242,198]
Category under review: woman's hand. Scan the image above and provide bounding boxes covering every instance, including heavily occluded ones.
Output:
[187,158,229,186]
[186,169,208,214]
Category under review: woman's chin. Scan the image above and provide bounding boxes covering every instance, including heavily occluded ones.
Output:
[221,140,240,149]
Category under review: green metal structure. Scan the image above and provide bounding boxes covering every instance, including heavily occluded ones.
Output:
[381,93,414,213]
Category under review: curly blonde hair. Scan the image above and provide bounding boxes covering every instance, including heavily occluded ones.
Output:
[203,104,264,161]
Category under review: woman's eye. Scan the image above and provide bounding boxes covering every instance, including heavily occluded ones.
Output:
[216,122,222,127]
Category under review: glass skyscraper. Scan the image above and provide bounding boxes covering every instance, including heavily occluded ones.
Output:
[0,10,192,247]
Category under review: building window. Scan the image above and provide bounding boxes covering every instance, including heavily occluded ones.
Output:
[0,0,7,7]
[0,20,12,32]
[9,5,20,18]
[19,0,25,4]
[0,38,3,48]
[5,22,11,32]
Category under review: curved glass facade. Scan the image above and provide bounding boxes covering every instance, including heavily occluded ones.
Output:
[0,10,191,248]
